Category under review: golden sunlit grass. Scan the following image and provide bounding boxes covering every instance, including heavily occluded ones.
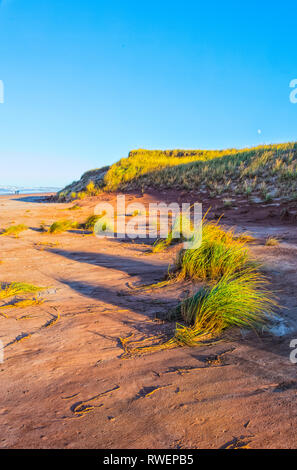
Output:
[82,214,105,230]
[152,238,171,253]
[174,269,278,341]
[176,221,252,282]
[58,142,297,203]
[103,148,240,191]
[0,298,43,309]
[48,220,79,234]
[0,282,45,300]
[48,212,112,234]
[122,219,278,357]
[146,218,253,289]
[102,143,297,199]
[122,269,278,357]
[234,232,255,243]
[60,180,102,201]
[0,224,28,237]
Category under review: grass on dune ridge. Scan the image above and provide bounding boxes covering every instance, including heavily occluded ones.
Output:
[103,142,297,200]
[59,142,297,202]
[103,148,236,191]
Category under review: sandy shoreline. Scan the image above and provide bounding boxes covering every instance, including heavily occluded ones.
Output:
[1,192,297,448]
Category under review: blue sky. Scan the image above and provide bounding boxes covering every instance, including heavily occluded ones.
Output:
[0,0,297,186]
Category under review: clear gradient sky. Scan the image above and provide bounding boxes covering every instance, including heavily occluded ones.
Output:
[0,0,297,186]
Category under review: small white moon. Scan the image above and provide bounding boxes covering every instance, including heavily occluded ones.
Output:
[257,129,262,135]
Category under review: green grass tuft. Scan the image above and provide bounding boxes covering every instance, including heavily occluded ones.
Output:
[173,269,278,345]
[121,221,279,356]
[175,221,252,282]
[82,214,105,230]
[48,220,79,234]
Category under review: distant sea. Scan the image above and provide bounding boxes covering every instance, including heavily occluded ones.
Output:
[0,186,61,195]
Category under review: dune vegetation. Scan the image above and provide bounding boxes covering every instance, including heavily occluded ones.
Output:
[122,267,278,356]
[175,221,253,282]
[0,282,45,300]
[59,142,297,202]
[0,224,28,237]
[265,237,279,246]
[54,144,285,355]
[48,220,79,234]
[81,214,105,230]
[171,269,277,346]
[122,218,278,357]
[103,143,297,199]
[48,212,108,234]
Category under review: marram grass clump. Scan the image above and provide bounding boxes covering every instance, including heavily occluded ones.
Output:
[135,217,254,290]
[48,220,79,234]
[121,218,279,357]
[0,282,45,300]
[1,224,28,237]
[174,269,278,343]
[121,269,278,357]
[81,213,105,230]
[143,219,253,291]
[176,221,252,282]
[265,237,279,246]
